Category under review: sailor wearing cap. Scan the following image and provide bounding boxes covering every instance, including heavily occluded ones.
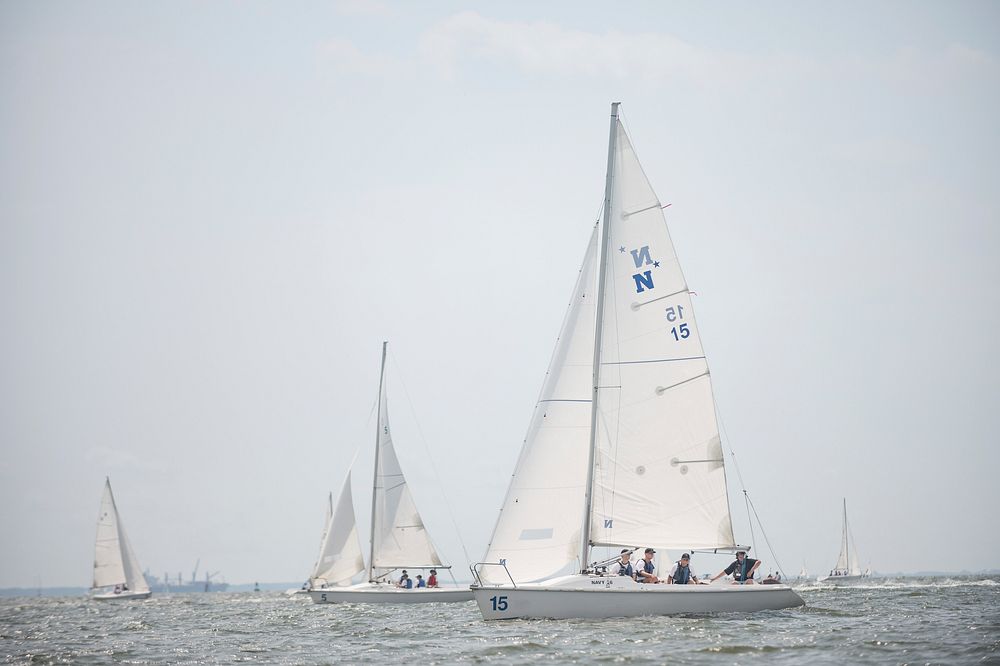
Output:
[636,548,660,583]
[710,550,760,584]
[612,549,635,580]
[667,553,699,585]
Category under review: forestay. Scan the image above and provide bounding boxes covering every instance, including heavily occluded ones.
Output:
[481,227,599,584]
[311,473,365,586]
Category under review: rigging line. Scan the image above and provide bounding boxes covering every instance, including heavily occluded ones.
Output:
[744,492,789,580]
[386,348,472,571]
[720,407,789,579]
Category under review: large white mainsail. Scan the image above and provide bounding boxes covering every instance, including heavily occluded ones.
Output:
[481,227,600,584]
[310,473,365,586]
[588,120,735,551]
[92,478,150,594]
[369,343,442,577]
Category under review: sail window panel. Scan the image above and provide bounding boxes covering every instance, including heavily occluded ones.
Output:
[481,483,584,584]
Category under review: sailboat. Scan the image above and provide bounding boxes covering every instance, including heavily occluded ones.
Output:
[470,103,804,619]
[817,499,870,584]
[307,342,473,604]
[91,478,152,601]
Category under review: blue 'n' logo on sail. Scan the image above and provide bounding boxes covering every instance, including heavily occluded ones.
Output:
[604,519,613,529]
[630,245,655,293]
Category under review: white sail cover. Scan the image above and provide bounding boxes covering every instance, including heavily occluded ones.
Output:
[311,475,365,586]
[371,378,443,571]
[92,479,150,592]
[588,120,736,551]
[481,228,599,584]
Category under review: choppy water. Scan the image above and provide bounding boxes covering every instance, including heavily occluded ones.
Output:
[2,576,998,664]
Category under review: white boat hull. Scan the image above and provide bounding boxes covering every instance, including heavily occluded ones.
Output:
[473,574,804,620]
[817,574,869,585]
[93,590,152,601]
[308,583,473,604]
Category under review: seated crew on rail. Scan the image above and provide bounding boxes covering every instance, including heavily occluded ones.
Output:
[710,550,760,585]
[611,549,635,579]
[667,553,699,585]
[636,548,660,583]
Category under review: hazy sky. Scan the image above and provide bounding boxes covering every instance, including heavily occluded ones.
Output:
[2,1,998,588]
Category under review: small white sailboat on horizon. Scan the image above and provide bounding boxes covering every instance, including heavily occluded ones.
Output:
[817,499,870,585]
[91,478,151,601]
[470,103,804,619]
[307,342,473,604]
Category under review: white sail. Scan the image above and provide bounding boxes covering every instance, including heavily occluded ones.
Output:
[311,474,365,586]
[370,364,442,572]
[588,120,735,550]
[833,499,863,575]
[92,478,149,593]
[481,227,600,583]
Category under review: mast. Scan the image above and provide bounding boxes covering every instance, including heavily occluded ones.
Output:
[579,102,620,571]
[367,341,388,582]
[843,498,850,574]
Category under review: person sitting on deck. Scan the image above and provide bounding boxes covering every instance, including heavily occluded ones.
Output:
[636,548,660,583]
[397,573,413,589]
[415,574,426,588]
[612,549,635,579]
[710,550,760,584]
[427,569,438,588]
[667,553,699,585]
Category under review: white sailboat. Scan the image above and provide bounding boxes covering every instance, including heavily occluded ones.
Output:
[817,499,870,584]
[91,478,151,601]
[308,342,473,604]
[470,103,804,619]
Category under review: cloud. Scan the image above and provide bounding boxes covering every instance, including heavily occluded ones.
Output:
[417,11,775,86]
[317,37,401,76]
[417,11,1000,94]
[333,0,395,18]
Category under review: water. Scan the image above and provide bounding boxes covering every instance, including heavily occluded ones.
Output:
[2,577,998,664]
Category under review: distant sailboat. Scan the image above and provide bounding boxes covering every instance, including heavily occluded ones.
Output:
[307,342,472,604]
[469,103,804,619]
[817,499,870,584]
[91,478,151,601]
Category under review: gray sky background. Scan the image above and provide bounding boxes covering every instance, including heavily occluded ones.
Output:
[2,1,998,588]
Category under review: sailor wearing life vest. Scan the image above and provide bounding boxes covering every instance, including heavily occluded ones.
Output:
[710,550,761,584]
[612,549,635,579]
[636,547,660,583]
[667,553,699,585]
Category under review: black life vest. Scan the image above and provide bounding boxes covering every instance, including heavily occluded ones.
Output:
[672,562,691,584]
